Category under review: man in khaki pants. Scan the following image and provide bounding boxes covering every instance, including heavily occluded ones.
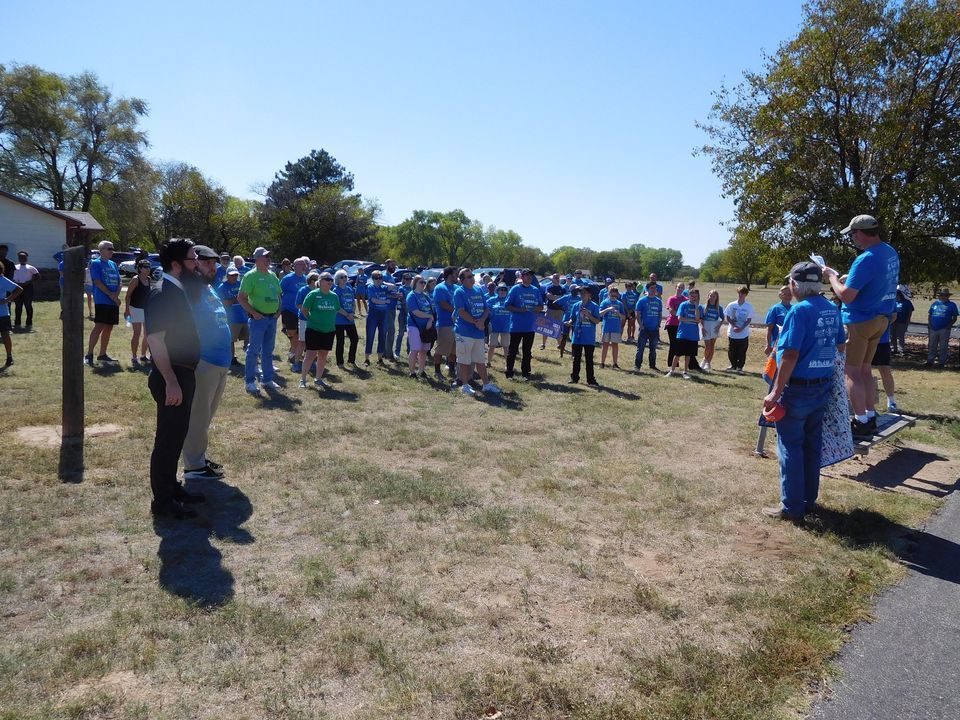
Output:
[182,245,233,481]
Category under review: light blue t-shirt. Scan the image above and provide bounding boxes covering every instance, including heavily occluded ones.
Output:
[506,283,544,333]
[333,284,355,326]
[406,290,433,329]
[280,272,307,313]
[777,294,844,380]
[765,302,791,344]
[842,242,900,324]
[367,281,391,310]
[675,301,702,341]
[0,276,18,318]
[294,284,312,321]
[570,300,600,345]
[89,257,120,305]
[453,285,487,339]
[599,299,624,334]
[216,280,247,324]
[433,281,457,327]
[636,295,663,330]
[622,289,640,311]
[557,293,578,324]
[193,287,233,368]
[486,295,512,333]
[703,303,724,322]
[929,300,959,331]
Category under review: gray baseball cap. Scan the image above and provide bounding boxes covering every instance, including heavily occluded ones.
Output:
[841,214,879,234]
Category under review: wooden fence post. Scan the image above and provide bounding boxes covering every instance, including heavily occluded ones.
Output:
[59,246,85,482]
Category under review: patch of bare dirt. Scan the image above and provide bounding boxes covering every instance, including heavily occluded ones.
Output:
[734,525,799,561]
[14,423,124,448]
[61,670,155,704]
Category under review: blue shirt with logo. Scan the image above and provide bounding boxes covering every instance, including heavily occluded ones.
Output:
[89,257,120,305]
[406,290,433,329]
[193,287,233,368]
[765,302,791,344]
[929,299,959,331]
[570,300,600,345]
[280,272,307,313]
[367,281,391,310]
[636,295,663,330]
[333,283,355,326]
[622,289,640,311]
[702,303,723,322]
[0,276,17,318]
[599,299,624,334]
[506,283,544,333]
[675,301,702,341]
[895,297,914,324]
[294,284,311,321]
[842,242,900,324]
[486,295,512,333]
[557,293,578,324]
[216,280,248,324]
[453,285,487,339]
[777,294,845,380]
[433,281,456,327]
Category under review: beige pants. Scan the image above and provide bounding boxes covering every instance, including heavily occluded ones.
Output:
[182,359,228,471]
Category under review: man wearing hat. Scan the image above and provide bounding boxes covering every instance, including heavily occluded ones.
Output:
[823,214,899,438]
[926,288,958,367]
[762,261,846,522]
[85,240,123,366]
[216,265,248,365]
[215,253,231,285]
[238,247,282,395]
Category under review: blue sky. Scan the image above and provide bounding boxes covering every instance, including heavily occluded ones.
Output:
[3,1,804,265]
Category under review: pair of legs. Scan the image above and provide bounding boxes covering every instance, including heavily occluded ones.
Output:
[149,366,196,509]
[665,325,678,367]
[130,317,149,360]
[434,327,456,374]
[301,330,334,385]
[570,343,596,384]
[384,311,397,359]
[182,360,228,471]
[506,331,535,377]
[394,312,406,357]
[891,322,908,354]
[600,339,619,366]
[335,324,358,365]
[245,315,278,385]
[703,338,718,367]
[634,327,659,368]
[408,326,428,374]
[87,304,119,359]
[230,323,249,363]
[84,287,94,318]
[727,337,749,370]
[365,309,388,361]
[13,284,33,327]
[845,316,888,417]
[487,332,509,365]
[774,382,830,517]
[457,337,492,388]
[927,328,952,365]
[1,318,12,361]
[625,313,636,342]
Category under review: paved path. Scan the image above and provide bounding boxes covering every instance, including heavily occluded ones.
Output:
[809,491,960,720]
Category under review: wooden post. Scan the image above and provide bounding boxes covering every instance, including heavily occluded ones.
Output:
[59,246,85,482]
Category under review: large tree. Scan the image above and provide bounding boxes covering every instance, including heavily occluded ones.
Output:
[385,210,488,267]
[699,0,960,282]
[0,64,148,211]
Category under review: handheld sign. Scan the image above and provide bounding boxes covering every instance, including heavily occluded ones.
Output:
[534,314,563,339]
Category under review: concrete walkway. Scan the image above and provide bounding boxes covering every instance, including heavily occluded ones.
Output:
[809,491,960,720]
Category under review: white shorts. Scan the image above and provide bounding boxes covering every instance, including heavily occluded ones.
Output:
[601,332,620,344]
[128,307,145,324]
[298,319,307,342]
[455,335,486,365]
[489,331,510,349]
[408,326,427,353]
[702,320,723,340]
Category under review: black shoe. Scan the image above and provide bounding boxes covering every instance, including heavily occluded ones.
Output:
[634,364,642,370]
[84,353,94,366]
[184,466,221,481]
[569,378,578,383]
[866,416,877,432]
[205,459,224,472]
[521,373,533,380]
[649,366,659,371]
[151,500,197,520]
[174,487,206,503]
[587,380,600,386]
[504,372,514,379]
[231,356,242,367]
[3,356,11,367]
[851,419,873,440]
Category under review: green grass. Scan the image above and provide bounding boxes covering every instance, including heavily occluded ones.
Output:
[0,300,956,719]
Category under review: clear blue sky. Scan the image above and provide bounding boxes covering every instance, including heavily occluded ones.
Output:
[3,0,804,266]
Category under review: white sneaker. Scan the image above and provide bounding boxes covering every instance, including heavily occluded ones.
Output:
[245,382,260,395]
[887,401,898,413]
[664,370,674,377]
[481,382,502,394]
[682,372,691,380]
[262,380,279,390]
[702,361,711,371]
[298,379,307,388]
[314,377,329,389]
[461,384,476,396]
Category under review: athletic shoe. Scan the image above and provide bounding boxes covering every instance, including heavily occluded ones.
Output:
[204,461,224,476]
[600,363,606,369]
[867,416,877,432]
[887,401,898,413]
[587,380,600,386]
[97,354,119,364]
[417,370,428,379]
[664,370,674,377]
[761,505,803,523]
[291,362,302,373]
[851,419,873,440]
[682,372,691,380]
[4,356,12,367]
[314,378,329,389]
[481,382,502,394]
[568,378,578,384]
[245,382,260,395]
[298,379,308,388]
[702,362,711,371]
[262,380,279,390]
[183,466,221,481]
[461,383,476,396]
[724,366,735,372]
[131,357,140,367]
[141,355,151,364]
[612,363,620,369]
[84,354,94,365]
[150,500,197,520]
[736,369,745,375]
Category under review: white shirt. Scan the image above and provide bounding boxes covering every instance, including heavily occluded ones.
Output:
[13,263,39,284]
[725,300,754,340]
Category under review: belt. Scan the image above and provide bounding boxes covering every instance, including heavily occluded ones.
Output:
[253,311,277,318]
[788,376,830,386]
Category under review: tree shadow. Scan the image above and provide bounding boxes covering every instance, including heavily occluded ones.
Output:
[840,447,958,498]
[153,479,253,608]
[805,505,960,585]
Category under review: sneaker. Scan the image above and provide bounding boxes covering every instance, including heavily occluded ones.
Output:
[702,362,711,372]
[664,370,674,377]
[141,355,151,364]
[682,372,691,380]
[611,363,620,369]
[481,382,502,394]
[587,379,600,386]
[298,379,308,388]
[183,466,221,482]
[97,354,119,364]
[761,505,803,522]
[887,401,898,413]
[291,362,302,373]
[245,382,260,395]
[314,378,329,389]
[851,419,873,440]
[364,357,371,366]
[736,368,745,375]
[84,354,94,366]
[600,363,606,369]
[417,370,428,379]
[204,461,225,476]
[461,383,476,396]
[521,372,533,380]
[649,366,659,371]
[866,416,877,432]
[262,380,279,390]
[131,357,140,367]
[568,378,578,384]
[724,366,735,372]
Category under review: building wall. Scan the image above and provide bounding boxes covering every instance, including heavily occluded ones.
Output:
[0,194,68,270]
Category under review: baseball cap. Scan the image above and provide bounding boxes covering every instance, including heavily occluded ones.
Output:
[193,245,218,260]
[841,214,879,234]
[786,261,823,283]
[497,283,508,290]
[227,267,240,276]
[939,288,952,296]
[253,246,271,259]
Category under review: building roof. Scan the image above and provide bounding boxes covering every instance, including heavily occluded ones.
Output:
[0,189,103,231]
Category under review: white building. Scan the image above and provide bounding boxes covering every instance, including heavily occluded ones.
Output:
[0,189,104,269]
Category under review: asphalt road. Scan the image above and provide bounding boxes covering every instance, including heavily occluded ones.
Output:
[809,491,960,720]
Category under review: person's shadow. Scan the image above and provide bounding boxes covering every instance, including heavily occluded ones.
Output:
[153,479,253,607]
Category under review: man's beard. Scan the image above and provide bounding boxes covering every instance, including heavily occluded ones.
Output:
[181,268,209,302]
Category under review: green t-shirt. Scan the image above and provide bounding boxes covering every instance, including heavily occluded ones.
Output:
[239,270,281,314]
[302,289,339,332]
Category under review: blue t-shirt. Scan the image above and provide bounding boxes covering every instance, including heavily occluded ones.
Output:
[622,289,640,311]
[432,281,457,327]
[453,285,487,339]
[765,302,791,344]
[557,293,578,323]
[675,301,702,341]
[506,283,544,333]
[216,280,247,324]
[0,276,18,318]
[333,284,355,326]
[367,281,391,310]
[58,259,65,289]
[777,294,845,380]
[570,300,600,345]
[486,295,512,333]
[929,300,959,331]
[214,265,228,285]
[354,276,368,298]
[842,242,900,324]
[636,295,663,330]
[89,257,120,305]
[702,303,723,322]
[406,290,433,329]
[599,299,624,334]
[895,298,914,324]
[280,272,307,313]
[193,287,233,368]
[294,284,312,321]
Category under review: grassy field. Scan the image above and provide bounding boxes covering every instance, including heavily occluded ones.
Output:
[1,300,958,720]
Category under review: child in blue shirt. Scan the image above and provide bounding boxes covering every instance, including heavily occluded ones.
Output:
[568,291,600,385]
[667,289,702,379]
[599,287,625,369]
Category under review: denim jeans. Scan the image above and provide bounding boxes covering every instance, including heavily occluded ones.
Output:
[775,381,831,517]
[365,309,388,356]
[245,315,277,384]
[635,327,659,367]
[927,327,951,364]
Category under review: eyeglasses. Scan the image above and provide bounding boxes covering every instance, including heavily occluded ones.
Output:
[321,277,333,282]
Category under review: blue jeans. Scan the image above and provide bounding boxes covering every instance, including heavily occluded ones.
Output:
[245,315,277,384]
[775,381,831,517]
[635,327,659,367]
[365,309,388,356]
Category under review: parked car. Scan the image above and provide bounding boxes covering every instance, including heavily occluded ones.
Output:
[419,267,445,282]
[332,259,367,272]
[119,253,161,277]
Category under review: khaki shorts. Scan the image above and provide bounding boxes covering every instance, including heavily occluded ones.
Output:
[455,335,486,365]
[845,315,889,368]
[601,332,620,344]
[435,326,456,356]
[489,331,510,348]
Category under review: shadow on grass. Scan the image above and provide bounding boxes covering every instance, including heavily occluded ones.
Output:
[153,479,253,607]
[805,505,960,585]
[845,447,959,498]
[90,363,124,376]
[478,391,525,411]
[533,381,585,394]
[256,389,304,411]
[594,385,641,400]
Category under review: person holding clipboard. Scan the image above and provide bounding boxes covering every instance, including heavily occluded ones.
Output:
[568,286,601,386]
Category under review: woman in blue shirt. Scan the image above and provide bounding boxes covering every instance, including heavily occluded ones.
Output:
[667,289,702,379]
[485,284,512,367]
[333,270,358,366]
[599,286,625,369]
[364,270,390,365]
[701,289,725,372]
[405,275,435,377]
[891,287,913,356]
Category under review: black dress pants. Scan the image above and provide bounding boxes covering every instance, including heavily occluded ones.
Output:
[571,343,596,383]
[149,366,196,506]
[506,331,535,376]
[728,337,749,370]
[665,325,678,367]
[14,284,33,327]
[335,324,359,364]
